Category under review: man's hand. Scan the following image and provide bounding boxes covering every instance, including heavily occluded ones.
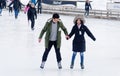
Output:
[38,39,42,43]
[66,35,70,40]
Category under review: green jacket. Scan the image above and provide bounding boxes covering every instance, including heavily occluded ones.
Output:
[39,18,68,48]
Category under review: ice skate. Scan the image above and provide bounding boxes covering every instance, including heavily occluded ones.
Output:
[40,62,45,69]
[80,63,84,69]
[58,62,62,69]
[70,64,74,69]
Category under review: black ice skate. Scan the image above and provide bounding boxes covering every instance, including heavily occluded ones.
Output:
[70,64,74,69]
[80,63,84,69]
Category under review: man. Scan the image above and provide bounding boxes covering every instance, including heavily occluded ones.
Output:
[8,0,23,19]
[38,13,68,69]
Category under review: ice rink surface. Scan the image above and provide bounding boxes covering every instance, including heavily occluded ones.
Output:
[0,10,120,76]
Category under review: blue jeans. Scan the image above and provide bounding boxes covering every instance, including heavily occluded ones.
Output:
[0,8,2,15]
[84,10,89,16]
[71,52,84,66]
[14,9,19,19]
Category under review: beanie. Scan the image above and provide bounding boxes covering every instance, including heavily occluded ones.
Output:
[52,13,60,19]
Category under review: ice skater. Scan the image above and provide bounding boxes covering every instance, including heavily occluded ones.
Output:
[84,0,92,17]
[27,3,37,30]
[8,0,23,19]
[35,0,42,14]
[66,15,96,69]
[38,13,68,69]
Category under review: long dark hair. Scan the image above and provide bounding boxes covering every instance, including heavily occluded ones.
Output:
[75,18,84,25]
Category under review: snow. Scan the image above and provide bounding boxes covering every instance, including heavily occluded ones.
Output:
[0,10,120,76]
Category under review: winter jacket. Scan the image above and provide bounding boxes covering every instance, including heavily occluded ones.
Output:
[39,18,68,48]
[27,6,37,20]
[0,0,3,8]
[9,0,21,10]
[69,24,96,52]
[85,2,92,11]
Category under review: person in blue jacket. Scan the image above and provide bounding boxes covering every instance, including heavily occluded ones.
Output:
[67,15,96,69]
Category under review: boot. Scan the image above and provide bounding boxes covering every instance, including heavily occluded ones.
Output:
[58,62,62,69]
[40,61,45,69]
[70,64,74,69]
[80,63,84,69]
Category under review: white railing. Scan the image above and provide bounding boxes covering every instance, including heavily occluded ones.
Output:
[42,4,120,20]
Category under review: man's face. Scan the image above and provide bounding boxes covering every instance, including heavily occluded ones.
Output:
[53,18,59,23]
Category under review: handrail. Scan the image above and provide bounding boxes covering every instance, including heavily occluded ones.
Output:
[42,4,120,20]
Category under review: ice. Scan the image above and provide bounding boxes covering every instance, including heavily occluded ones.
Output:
[0,10,120,76]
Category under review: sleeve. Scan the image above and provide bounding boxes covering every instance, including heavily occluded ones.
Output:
[89,3,92,9]
[59,21,68,35]
[68,26,75,38]
[39,22,49,39]
[27,9,30,20]
[84,26,96,41]
[8,1,13,7]
[34,8,37,19]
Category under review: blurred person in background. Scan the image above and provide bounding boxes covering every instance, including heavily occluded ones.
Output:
[27,3,37,30]
[35,0,42,14]
[84,0,92,17]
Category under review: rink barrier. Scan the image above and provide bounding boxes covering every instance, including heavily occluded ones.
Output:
[41,4,120,20]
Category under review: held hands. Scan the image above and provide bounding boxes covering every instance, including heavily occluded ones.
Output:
[38,39,42,43]
[66,35,70,40]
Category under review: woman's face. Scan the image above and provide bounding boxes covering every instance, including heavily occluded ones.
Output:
[77,19,81,25]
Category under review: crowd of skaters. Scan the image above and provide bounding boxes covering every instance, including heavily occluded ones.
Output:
[0,0,96,70]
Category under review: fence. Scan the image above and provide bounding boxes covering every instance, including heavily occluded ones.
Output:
[42,4,120,20]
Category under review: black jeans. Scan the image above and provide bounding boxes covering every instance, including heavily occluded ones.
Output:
[42,41,62,63]
[37,5,42,14]
[30,18,35,29]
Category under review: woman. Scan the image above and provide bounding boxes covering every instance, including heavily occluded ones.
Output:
[67,15,96,69]
[27,3,37,30]
[0,0,3,16]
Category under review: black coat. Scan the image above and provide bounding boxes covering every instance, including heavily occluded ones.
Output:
[27,7,37,20]
[9,0,21,10]
[69,25,96,52]
[85,2,92,11]
[0,0,3,8]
